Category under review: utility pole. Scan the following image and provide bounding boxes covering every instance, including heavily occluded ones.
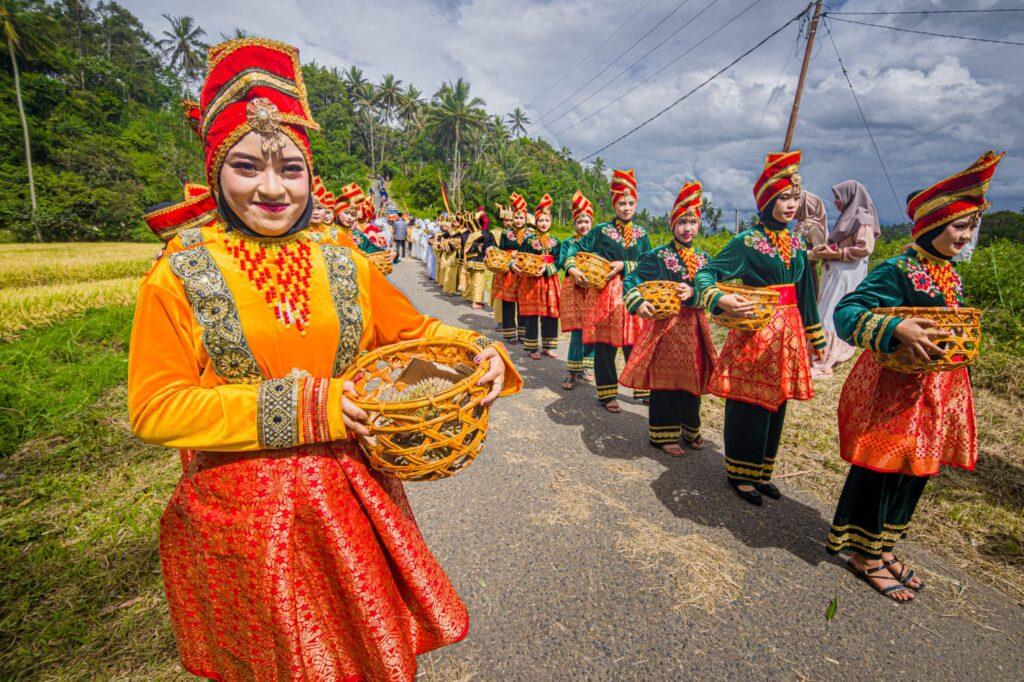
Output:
[783,0,824,152]
[734,209,739,234]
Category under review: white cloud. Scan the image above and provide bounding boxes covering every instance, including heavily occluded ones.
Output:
[124,0,1023,223]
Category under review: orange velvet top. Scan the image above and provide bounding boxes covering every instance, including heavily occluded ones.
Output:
[128,221,521,453]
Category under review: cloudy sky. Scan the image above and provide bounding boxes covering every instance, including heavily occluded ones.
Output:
[124,0,1023,223]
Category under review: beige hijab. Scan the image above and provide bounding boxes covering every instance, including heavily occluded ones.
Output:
[830,180,879,243]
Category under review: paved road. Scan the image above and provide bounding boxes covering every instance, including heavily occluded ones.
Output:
[387,259,1024,680]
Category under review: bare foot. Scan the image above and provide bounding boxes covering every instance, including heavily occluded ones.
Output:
[529,351,541,360]
[542,349,557,358]
[662,443,686,457]
[603,400,621,413]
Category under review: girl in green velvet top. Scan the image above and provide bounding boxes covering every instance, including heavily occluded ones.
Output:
[693,151,825,506]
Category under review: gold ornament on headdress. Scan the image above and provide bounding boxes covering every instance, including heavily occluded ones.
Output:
[246,97,286,154]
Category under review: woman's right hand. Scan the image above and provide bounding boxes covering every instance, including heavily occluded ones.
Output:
[568,267,586,286]
[635,301,656,319]
[892,317,951,361]
[717,293,755,316]
[342,381,370,437]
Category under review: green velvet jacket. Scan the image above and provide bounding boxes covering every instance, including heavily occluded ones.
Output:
[561,220,654,276]
[833,245,965,353]
[622,243,710,313]
[692,224,824,349]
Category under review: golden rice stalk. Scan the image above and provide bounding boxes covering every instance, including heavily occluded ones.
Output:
[0,277,140,341]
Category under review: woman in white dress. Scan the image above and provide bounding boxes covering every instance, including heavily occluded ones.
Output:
[810,179,879,377]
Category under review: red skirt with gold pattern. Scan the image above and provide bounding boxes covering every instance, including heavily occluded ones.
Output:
[581,275,646,347]
[559,278,590,331]
[838,352,976,476]
[708,285,813,410]
[518,273,561,317]
[160,443,468,682]
[619,307,718,394]
[494,270,518,302]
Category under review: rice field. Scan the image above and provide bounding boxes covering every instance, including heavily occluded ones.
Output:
[0,242,155,340]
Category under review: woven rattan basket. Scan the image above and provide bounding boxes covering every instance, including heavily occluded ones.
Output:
[871,306,982,374]
[637,280,683,319]
[484,247,511,273]
[367,251,393,275]
[574,252,612,289]
[514,252,547,278]
[711,282,779,331]
[340,338,491,481]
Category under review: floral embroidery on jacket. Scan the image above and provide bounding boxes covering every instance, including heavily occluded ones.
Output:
[743,229,804,265]
[897,251,963,306]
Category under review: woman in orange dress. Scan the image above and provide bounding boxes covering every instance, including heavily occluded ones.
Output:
[127,38,521,681]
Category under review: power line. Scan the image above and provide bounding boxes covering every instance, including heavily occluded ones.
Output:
[822,20,903,217]
[540,0,725,131]
[828,16,1024,46]
[532,0,696,128]
[554,0,773,138]
[582,7,809,161]
[827,8,1024,15]
[524,0,661,109]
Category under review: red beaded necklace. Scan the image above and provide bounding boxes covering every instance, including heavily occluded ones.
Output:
[223,231,314,334]
[912,245,960,307]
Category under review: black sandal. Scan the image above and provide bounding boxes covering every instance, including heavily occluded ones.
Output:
[683,434,705,450]
[756,482,782,499]
[562,374,579,391]
[847,561,914,602]
[728,479,762,506]
[883,556,924,591]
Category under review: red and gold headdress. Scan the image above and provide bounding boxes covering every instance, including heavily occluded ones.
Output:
[754,150,801,212]
[321,191,336,211]
[610,168,638,203]
[335,182,365,213]
[359,197,376,223]
[312,175,328,208]
[670,181,702,226]
[571,190,593,222]
[182,99,202,138]
[509,192,528,215]
[199,38,319,191]
[534,193,553,221]
[497,203,513,221]
[143,184,219,243]
[908,150,1004,238]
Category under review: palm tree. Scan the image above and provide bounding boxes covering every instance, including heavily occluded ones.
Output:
[375,73,403,169]
[352,81,380,175]
[342,65,368,99]
[425,78,487,210]
[591,156,607,178]
[155,15,208,93]
[2,0,39,240]
[398,84,424,134]
[220,27,247,40]
[507,107,530,138]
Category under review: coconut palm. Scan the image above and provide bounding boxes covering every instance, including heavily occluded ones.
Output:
[425,78,487,210]
[342,65,368,99]
[219,26,247,41]
[375,73,403,168]
[155,14,208,92]
[2,0,39,240]
[507,107,530,138]
[398,84,424,133]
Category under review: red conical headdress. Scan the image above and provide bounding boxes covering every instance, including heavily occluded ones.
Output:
[908,150,1004,238]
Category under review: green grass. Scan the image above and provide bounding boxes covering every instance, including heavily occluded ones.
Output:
[0,306,135,457]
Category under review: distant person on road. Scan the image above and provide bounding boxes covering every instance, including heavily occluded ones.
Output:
[393,213,408,259]
[809,179,879,377]
[827,151,1002,602]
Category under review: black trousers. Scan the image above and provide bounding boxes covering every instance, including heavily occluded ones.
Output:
[723,399,787,483]
[649,390,702,445]
[501,300,521,342]
[521,315,558,351]
[394,239,406,258]
[827,465,928,559]
[593,344,648,402]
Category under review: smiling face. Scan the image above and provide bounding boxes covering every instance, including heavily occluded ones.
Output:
[512,212,527,229]
[771,187,800,224]
[931,214,979,257]
[219,131,310,236]
[322,208,335,225]
[337,207,357,228]
[574,214,592,236]
[614,194,637,222]
[673,213,700,244]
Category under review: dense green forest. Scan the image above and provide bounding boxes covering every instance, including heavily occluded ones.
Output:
[0,0,668,243]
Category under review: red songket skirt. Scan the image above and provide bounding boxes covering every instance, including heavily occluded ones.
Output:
[582,275,646,348]
[838,352,976,476]
[518,271,561,318]
[708,284,813,411]
[160,443,468,682]
[619,307,718,394]
[559,278,591,331]
[494,270,518,303]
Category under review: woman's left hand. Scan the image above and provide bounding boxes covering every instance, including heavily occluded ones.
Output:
[607,260,625,280]
[475,346,507,406]
[677,282,694,301]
